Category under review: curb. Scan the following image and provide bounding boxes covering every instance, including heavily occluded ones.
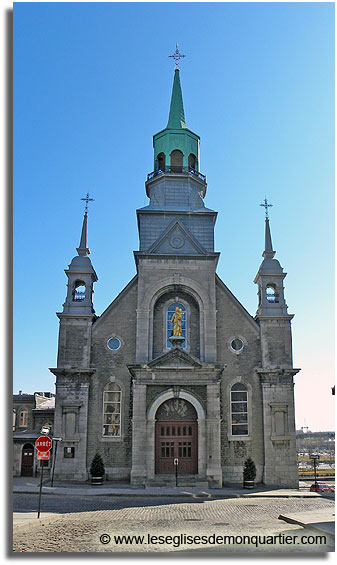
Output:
[278,514,335,539]
[13,514,62,532]
[13,488,328,499]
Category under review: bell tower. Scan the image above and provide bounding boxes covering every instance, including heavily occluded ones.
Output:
[50,195,97,480]
[254,201,299,488]
[254,201,293,368]
[134,47,219,364]
[56,194,98,368]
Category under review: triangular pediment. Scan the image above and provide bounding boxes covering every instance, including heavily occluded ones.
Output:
[147,220,208,255]
[147,348,204,369]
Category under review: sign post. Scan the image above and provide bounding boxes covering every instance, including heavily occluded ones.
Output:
[35,436,52,518]
[174,458,179,487]
[50,437,62,487]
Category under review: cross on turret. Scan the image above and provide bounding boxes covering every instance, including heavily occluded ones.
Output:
[169,43,185,70]
[81,193,94,215]
[260,197,273,219]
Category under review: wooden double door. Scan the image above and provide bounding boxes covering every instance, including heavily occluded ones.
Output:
[155,421,198,474]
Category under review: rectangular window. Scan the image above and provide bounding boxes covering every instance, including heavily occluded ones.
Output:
[64,447,75,458]
[19,410,28,427]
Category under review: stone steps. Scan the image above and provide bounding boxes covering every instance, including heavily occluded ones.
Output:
[147,475,209,488]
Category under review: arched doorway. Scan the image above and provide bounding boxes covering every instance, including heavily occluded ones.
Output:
[155,398,197,474]
[21,443,34,476]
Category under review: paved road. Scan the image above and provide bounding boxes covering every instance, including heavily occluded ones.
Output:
[13,494,334,553]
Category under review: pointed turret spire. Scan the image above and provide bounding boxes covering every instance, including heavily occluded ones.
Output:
[77,212,90,257]
[77,193,94,257]
[263,218,275,259]
[167,69,186,129]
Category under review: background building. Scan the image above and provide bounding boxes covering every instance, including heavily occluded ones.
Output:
[13,391,55,477]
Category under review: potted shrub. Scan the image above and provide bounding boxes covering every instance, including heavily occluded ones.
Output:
[90,453,105,485]
[243,456,256,489]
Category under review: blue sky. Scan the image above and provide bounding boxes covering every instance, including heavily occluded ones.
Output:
[13,2,334,431]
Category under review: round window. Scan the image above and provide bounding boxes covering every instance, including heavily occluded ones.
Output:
[230,338,244,352]
[107,337,121,351]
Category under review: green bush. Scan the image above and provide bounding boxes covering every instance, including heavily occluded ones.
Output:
[90,453,105,477]
[243,457,256,481]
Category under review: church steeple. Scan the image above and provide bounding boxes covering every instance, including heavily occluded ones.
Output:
[136,49,215,260]
[254,206,289,317]
[262,217,276,259]
[152,48,200,173]
[166,69,187,129]
[59,197,98,316]
[77,212,90,257]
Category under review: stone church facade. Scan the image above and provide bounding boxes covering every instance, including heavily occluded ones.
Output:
[50,67,299,488]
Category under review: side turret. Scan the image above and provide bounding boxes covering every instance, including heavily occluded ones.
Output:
[254,211,293,369]
[56,201,97,368]
[254,217,288,317]
[62,212,98,315]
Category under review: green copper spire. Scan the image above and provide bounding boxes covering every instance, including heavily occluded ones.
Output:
[152,63,200,173]
[166,69,187,129]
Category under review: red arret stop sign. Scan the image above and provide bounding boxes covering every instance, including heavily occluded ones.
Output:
[35,436,52,452]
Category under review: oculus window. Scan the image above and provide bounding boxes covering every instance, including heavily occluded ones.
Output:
[230,338,244,352]
[107,337,121,351]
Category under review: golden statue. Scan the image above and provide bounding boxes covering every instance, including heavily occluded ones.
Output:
[170,307,183,336]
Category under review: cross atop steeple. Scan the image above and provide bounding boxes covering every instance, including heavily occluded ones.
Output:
[260,197,273,219]
[81,193,94,216]
[169,43,185,70]
[78,193,94,257]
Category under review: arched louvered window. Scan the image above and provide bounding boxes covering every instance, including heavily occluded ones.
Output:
[73,280,86,302]
[188,153,196,170]
[170,150,183,172]
[231,383,248,436]
[157,152,165,171]
[266,284,279,303]
[103,382,121,437]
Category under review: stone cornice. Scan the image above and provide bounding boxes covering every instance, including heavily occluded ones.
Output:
[49,367,96,383]
[254,315,294,322]
[134,251,220,267]
[255,367,300,384]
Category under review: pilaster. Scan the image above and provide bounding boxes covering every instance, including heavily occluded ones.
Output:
[257,368,299,488]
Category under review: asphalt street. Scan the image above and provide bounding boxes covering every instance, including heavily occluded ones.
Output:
[13,494,335,553]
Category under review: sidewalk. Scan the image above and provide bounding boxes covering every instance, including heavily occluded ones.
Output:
[13,476,335,499]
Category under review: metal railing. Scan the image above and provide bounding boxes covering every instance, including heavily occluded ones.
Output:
[73,292,86,302]
[266,294,279,304]
[147,167,206,182]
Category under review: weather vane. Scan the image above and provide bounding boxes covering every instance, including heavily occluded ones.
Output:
[260,197,273,219]
[169,43,185,70]
[81,192,94,215]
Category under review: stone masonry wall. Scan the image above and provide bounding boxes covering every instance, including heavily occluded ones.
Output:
[215,279,265,484]
[87,277,138,478]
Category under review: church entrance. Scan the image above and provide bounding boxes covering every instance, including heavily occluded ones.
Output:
[21,443,34,477]
[155,398,198,475]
